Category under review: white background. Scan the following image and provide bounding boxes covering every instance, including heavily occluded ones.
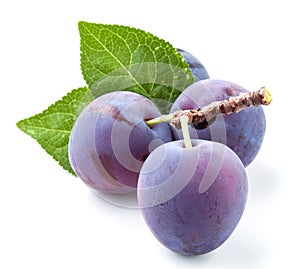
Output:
[1,0,299,268]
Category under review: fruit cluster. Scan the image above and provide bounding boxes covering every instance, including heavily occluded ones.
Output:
[69,50,271,256]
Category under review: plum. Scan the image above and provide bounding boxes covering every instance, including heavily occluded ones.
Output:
[170,79,266,166]
[68,91,172,193]
[177,49,209,81]
[138,139,248,255]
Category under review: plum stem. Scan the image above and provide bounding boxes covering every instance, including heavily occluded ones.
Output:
[145,87,272,129]
[180,115,192,148]
[146,114,173,127]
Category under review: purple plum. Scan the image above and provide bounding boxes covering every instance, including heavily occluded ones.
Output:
[69,91,173,193]
[170,79,266,166]
[138,139,248,255]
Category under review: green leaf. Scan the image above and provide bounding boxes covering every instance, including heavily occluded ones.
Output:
[79,21,194,113]
[16,87,94,175]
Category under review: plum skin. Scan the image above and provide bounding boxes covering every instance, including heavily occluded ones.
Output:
[170,79,266,167]
[177,49,209,81]
[137,140,248,256]
[68,91,172,194]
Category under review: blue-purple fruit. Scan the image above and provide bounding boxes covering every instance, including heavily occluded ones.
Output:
[138,139,248,255]
[69,91,172,193]
[171,79,266,166]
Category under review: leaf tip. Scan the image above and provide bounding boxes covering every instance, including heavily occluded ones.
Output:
[16,120,21,129]
[78,20,90,32]
[78,20,85,27]
[16,119,26,132]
